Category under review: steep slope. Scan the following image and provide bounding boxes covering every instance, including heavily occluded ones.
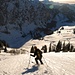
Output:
[0,1,75,48]
[59,4,75,21]
[0,0,75,34]
[0,0,50,31]
[0,26,75,75]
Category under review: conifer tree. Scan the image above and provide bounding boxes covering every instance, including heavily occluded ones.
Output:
[30,46,35,53]
[70,45,74,52]
[67,42,70,51]
[41,45,47,53]
[62,41,65,52]
[56,40,62,52]
[73,29,75,34]
[44,45,47,53]
[4,45,7,52]
[49,43,51,52]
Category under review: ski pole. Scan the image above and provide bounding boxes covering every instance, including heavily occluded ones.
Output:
[27,54,31,69]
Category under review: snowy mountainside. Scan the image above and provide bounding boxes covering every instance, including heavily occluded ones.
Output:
[0,26,75,75]
[0,0,75,48]
[58,4,75,21]
[0,0,50,31]
[0,24,75,49]
[21,25,75,51]
[0,1,75,74]
[0,0,50,47]
[46,2,75,21]
[0,0,75,32]
[42,2,75,29]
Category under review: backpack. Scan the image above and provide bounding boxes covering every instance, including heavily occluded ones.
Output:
[37,49,42,58]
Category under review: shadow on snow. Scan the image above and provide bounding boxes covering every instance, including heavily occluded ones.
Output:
[7,33,46,48]
[22,65,39,75]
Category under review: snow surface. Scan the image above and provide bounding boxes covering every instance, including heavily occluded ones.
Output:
[0,26,75,75]
[0,52,75,75]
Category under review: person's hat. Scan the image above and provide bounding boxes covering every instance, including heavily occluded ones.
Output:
[34,46,37,50]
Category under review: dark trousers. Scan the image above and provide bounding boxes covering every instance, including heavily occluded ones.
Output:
[35,57,43,64]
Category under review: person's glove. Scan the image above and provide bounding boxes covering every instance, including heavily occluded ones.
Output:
[30,54,34,57]
[30,54,32,56]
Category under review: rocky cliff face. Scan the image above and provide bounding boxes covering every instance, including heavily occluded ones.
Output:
[0,0,75,34]
[0,0,50,31]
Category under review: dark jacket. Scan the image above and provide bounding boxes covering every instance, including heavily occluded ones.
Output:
[33,49,42,59]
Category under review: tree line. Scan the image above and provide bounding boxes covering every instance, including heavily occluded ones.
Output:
[30,40,75,53]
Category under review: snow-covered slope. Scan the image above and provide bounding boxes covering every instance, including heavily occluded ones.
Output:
[0,26,75,75]
[0,1,75,74]
[1,52,75,75]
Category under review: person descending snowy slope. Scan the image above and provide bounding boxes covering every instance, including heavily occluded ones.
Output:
[30,46,43,65]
